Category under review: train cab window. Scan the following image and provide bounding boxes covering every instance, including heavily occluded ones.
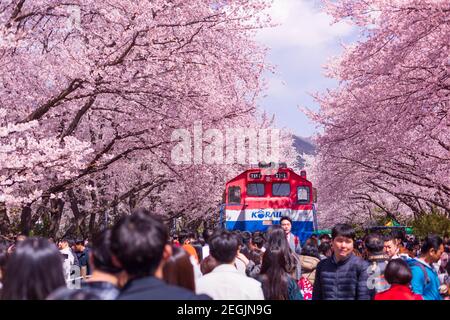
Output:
[247,183,265,196]
[272,183,290,196]
[228,186,241,203]
[297,186,310,203]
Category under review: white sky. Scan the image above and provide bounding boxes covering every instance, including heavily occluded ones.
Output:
[255,0,356,138]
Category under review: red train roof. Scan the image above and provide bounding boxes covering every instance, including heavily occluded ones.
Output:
[226,167,311,186]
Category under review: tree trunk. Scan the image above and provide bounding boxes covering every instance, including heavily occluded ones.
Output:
[49,199,65,239]
[0,202,11,235]
[79,214,88,238]
[89,211,97,237]
[129,192,137,212]
[31,196,50,226]
[112,195,118,227]
[63,189,84,238]
[87,179,98,238]
[19,205,32,236]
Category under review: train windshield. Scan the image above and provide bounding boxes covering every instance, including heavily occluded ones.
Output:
[297,186,310,203]
[272,183,290,196]
[247,183,265,196]
[228,186,241,203]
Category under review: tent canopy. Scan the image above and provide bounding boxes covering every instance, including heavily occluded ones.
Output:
[367,226,413,235]
[314,229,331,235]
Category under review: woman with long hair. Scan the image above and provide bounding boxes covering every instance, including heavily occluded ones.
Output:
[1,238,66,300]
[259,247,303,300]
[163,246,196,292]
[265,225,301,280]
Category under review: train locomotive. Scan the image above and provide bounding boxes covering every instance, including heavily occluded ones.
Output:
[220,162,318,243]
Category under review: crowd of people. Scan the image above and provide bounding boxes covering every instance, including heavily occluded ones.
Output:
[0,210,449,300]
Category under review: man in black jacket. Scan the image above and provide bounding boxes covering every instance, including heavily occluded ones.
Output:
[312,224,370,300]
[110,208,210,300]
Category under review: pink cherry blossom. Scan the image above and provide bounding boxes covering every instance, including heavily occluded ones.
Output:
[1,0,301,237]
[308,0,450,227]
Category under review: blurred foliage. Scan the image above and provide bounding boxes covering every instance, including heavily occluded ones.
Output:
[409,210,450,238]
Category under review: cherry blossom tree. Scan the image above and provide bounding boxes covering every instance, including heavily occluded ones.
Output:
[310,0,450,227]
[1,0,301,237]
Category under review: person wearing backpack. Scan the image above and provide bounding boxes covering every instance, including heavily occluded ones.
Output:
[374,259,423,300]
[299,244,321,286]
[407,234,444,300]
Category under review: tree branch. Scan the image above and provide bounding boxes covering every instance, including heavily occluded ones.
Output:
[19,79,83,123]
[60,96,96,140]
[104,31,139,67]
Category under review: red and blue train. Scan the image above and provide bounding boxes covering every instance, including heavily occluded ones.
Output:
[220,162,318,243]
